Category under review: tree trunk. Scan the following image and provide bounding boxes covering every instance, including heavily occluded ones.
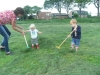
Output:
[79,8,82,18]
[67,10,69,15]
[57,9,62,19]
[97,7,99,17]
[66,8,69,18]
[59,6,62,19]
[59,3,62,19]
[57,1,62,19]
[66,6,69,14]
[94,0,100,17]
[97,0,100,17]
[36,13,38,19]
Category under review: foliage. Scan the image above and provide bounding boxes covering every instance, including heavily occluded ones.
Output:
[44,0,53,9]
[87,14,92,18]
[22,5,42,20]
[74,13,79,18]
[63,0,73,14]
[23,5,32,14]
[74,0,91,17]
[93,0,100,16]
[75,0,91,8]
[93,0,100,8]
[22,5,32,20]
[31,6,42,14]
[44,0,63,19]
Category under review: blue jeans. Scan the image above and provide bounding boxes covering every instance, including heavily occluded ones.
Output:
[71,38,80,47]
[0,25,11,52]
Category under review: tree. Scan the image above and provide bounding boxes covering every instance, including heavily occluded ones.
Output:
[63,0,73,14]
[75,0,91,18]
[44,0,63,19]
[23,5,32,14]
[31,6,42,19]
[23,5,32,19]
[93,0,100,17]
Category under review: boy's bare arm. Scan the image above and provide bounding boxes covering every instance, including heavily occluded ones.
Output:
[24,30,30,32]
[73,25,77,31]
[38,31,42,34]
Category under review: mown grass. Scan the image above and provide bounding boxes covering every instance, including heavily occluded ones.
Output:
[0,20,100,75]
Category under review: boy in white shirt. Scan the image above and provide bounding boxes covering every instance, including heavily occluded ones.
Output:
[24,24,42,49]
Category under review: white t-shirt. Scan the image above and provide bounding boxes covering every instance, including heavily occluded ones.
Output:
[29,29,38,39]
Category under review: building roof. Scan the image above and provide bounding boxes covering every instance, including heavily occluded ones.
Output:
[74,10,88,15]
[52,13,67,16]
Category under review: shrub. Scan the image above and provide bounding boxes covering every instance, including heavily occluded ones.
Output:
[74,13,79,18]
[87,14,92,18]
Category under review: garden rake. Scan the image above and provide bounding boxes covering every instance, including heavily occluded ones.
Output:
[56,30,74,49]
[24,34,30,48]
[22,29,30,48]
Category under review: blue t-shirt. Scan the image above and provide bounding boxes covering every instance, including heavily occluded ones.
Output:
[71,25,81,39]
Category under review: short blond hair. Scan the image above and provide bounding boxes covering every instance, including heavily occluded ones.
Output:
[29,24,36,29]
[70,19,77,24]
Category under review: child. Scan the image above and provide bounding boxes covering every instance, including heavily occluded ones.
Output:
[0,7,25,55]
[68,19,81,51]
[24,24,42,49]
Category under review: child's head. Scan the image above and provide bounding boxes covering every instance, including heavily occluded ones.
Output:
[29,24,36,30]
[14,7,24,17]
[70,19,77,27]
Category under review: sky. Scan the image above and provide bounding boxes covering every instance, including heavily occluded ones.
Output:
[0,0,97,16]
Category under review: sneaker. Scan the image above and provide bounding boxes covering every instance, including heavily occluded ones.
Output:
[0,46,5,49]
[36,45,39,49]
[6,52,11,55]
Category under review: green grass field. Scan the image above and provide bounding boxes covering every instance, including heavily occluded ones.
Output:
[0,20,100,75]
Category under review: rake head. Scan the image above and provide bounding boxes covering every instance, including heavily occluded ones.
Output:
[56,46,60,49]
[27,46,30,48]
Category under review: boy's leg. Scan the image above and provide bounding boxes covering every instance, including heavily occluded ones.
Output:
[36,43,39,49]
[31,38,39,49]
[0,25,10,54]
[75,39,80,51]
[32,44,34,48]
[71,44,74,50]
[35,38,39,49]
[71,38,75,50]
[31,39,35,48]
[75,46,79,51]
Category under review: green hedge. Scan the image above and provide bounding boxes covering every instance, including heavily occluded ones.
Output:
[76,17,100,23]
[17,17,100,24]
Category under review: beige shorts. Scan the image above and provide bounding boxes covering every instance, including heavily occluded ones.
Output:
[31,38,38,44]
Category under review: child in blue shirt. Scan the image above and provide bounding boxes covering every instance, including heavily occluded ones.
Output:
[68,19,81,51]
